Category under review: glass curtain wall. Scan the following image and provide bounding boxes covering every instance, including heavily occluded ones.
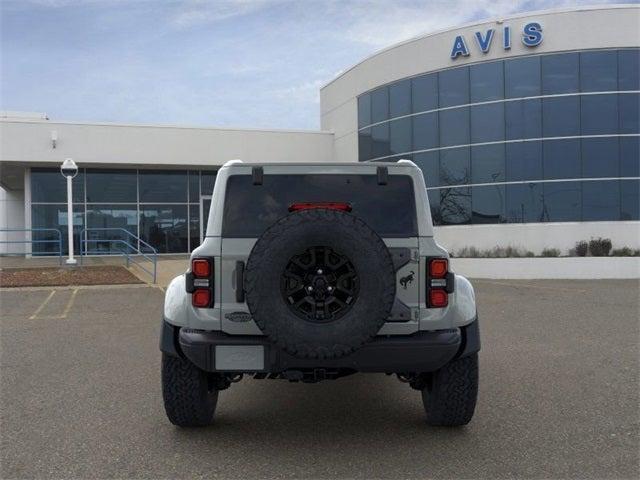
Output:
[357,48,640,225]
[31,168,216,255]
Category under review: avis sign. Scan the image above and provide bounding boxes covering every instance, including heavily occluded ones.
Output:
[450,22,543,59]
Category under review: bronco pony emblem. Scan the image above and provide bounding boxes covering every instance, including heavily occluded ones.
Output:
[399,271,415,289]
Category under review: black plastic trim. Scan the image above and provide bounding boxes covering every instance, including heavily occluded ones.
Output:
[377,166,388,185]
[159,320,181,357]
[178,328,461,374]
[235,261,245,303]
[252,166,263,185]
[458,318,480,358]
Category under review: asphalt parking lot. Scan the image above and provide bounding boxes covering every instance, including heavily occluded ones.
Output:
[1,280,638,479]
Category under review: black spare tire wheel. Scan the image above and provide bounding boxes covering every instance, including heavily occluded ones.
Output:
[244,208,396,359]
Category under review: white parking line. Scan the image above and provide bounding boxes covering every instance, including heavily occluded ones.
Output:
[58,289,79,319]
[29,290,56,319]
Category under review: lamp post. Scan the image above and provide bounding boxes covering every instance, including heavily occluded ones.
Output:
[60,158,78,265]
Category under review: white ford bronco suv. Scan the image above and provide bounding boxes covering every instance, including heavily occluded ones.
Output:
[160,160,480,427]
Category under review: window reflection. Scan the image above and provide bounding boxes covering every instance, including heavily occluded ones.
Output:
[506,183,543,223]
[359,128,372,161]
[471,144,505,184]
[440,187,471,225]
[505,56,540,98]
[542,53,579,94]
[470,61,504,102]
[440,148,470,186]
[542,97,580,137]
[506,142,543,182]
[86,169,136,203]
[371,123,390,158]
[358,94,371,128]
[31,169,84,203]
[412,112,438,151]
[412,74,438,113]
[472,185,505,224]
[542,182,581,222]
[86,205,138,254]
[581,94,618,135]
[139,170,187,203]
[582,138,619,178]
[580,51,617,92]
[31,204,84,255]
[621,180,640,220]
[505,99,541,140]
[543,139,581,180]
[140,206,188,253]
[583,181,620,221]
[390,118,412,155]
[470,103,504,143]
[439,67,469,108]
[371,87,389,123]
[389,79,411,117]
[439,108,469,147]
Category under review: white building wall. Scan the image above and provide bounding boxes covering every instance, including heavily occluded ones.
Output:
[435,221,640,256]
[0,186,26,254]
[0,120,336,168]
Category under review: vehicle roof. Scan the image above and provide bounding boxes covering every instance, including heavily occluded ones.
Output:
[222,161,414,168]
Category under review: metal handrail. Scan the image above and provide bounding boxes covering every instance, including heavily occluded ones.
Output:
[0,228,63,264]
[79,228,158,283]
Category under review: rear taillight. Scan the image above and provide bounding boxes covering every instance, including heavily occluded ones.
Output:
[426,258,454,308]
[192,259,211,278]
[289,202,352,212]
[192,289,211,308]
[186,257,214,308]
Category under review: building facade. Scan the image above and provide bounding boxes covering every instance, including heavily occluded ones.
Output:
[320,5,639,253]
[1,5,639,256]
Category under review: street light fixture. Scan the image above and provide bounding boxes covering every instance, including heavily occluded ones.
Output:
[60,158,78,265]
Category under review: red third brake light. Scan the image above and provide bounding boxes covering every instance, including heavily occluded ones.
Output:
[192,258,211,278]
[429,258,448,278]
[289,202,352,212]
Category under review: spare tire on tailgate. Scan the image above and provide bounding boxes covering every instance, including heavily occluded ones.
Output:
[244,208,396,359]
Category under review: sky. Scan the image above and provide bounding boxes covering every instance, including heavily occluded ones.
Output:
[0,0,630,130]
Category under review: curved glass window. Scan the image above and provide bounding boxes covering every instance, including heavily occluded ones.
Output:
[413,112,438,151]
[357,48,640,225]
[505,99,541,140]
[370,86,389,124]
[439,67,469,108]
[581,94,618,135]
[505,56,540,98]
[439,108,469,147]
[541,52,579,94]
[506,142,542,182]
[542,96,580,137]
[412,73,438,112]
[580,51,618,92]
[390,79,411,118]
[470,61,504,102]
[471,103,504,143]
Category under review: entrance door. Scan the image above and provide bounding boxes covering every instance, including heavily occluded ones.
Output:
[199,196,212,243]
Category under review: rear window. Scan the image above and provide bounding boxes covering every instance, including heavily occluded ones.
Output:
[222,174,418,237]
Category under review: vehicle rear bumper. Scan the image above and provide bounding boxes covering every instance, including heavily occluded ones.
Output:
[161,318,479,374]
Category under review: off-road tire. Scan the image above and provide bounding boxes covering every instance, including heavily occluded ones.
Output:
[244,208,396,359]
[161,353,218,427]
[421,353,478,426]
